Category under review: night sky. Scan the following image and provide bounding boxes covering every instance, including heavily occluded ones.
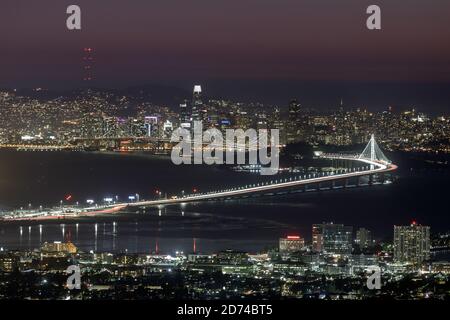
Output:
[1,0,450,110]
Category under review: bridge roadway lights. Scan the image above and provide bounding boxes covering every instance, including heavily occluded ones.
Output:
[107,148,394,210]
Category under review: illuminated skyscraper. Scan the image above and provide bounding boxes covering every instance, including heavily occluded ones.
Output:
[394,221,430,266]
[191,85,203,123]
[312,224,323,252]
[356,228,373,249]
[144,116,158,137]
[179,100,191,129]
[272,107,287,145]
[286,99,301,144]
[312,222,353,255]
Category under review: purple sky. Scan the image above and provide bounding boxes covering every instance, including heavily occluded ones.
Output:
[1,0,450,89]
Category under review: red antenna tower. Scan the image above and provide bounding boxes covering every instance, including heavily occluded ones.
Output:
[83,47,95,82]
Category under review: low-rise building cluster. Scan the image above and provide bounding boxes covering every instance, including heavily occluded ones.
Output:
[0,222,448,300]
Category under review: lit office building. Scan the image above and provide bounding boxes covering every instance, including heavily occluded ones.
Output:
[279,235,305,253]
[286,99,301,144]
[356,228,373,249]
[394,221,430,266]
[312,222,353,255]
[191,85,204,123]
[312,224,323,252]
[144,116,158,137]
[41,241,78,254]
[271,107,287,145]
[0,255,16,272]
[179,101,191,129]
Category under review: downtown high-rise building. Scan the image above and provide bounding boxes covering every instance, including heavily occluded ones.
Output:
[144,116,158,137]
[312,224,323,252]
[191,85,204,123]
[312,223,353,255]
[272,107,287,145]
[81,112,104,138]
[356,228,373,249]
[179,100,191,129]
[394,222,430,266]
[286,99,301,144]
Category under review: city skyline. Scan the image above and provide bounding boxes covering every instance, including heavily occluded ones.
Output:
[1,0,449,304]
[1,1,450,113]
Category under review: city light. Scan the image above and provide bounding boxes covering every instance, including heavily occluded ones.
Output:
[0,0,448,304]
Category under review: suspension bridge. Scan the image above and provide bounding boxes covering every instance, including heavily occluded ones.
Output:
[2,135,397,221]
[106,134,397,208]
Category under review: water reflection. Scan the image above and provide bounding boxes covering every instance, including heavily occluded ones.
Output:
[94,223,98,252]
[0,207,282,254]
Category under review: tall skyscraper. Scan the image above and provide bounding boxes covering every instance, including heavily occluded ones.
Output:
[394,221,430,266]
[312,224,323,252]
[272,107,287,145]
[312,222,353,255]
[356,228,373,249]
[286,99,301,144]
[179,101,191,129]
[191,85,204,123]
[144,116,158,137]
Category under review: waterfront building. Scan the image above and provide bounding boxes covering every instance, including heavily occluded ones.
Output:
[41,241,78,254]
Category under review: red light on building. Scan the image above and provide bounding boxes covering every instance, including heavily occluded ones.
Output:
[411,220,417,226]
[280,235,305,253]
[65,195,72,201]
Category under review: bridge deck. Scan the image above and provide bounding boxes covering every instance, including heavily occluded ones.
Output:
[116,156,397,208]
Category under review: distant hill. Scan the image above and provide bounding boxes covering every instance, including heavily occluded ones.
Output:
[4,84,193,110]
[117,84,192,108]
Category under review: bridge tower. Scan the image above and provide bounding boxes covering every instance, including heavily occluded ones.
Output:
[359,134,390,165]
[370,134,375,162]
